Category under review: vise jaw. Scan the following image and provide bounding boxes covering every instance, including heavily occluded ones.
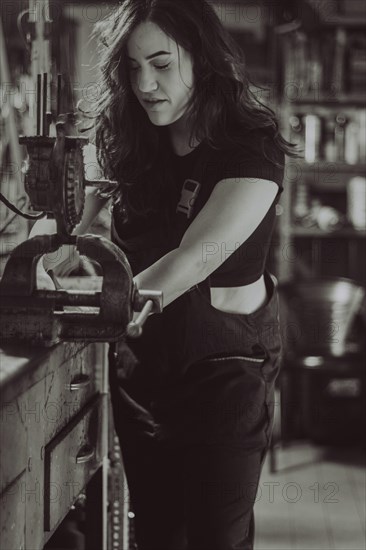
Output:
[0,234,162,346]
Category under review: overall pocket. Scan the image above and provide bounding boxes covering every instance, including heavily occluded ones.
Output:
[170,354,271,449]
[195,270,278,323]
[188,271,282,380]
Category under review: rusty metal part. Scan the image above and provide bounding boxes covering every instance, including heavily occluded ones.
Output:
[19,114,87,235]
[9,107,164,346]
[19,111,120,233]
[61,141,85,232]
[0,234,162,346]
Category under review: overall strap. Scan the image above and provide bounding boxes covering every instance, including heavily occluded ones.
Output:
[174,142,212,236]
[174,142,213,298]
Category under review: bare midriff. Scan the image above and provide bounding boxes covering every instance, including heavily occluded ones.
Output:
[210,274,267,315]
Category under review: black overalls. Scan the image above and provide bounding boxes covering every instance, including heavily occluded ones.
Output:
[108,140,283,550]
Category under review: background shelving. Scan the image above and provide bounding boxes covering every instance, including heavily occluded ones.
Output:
[275,10,366,285]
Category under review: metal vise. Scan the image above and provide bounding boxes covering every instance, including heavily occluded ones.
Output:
[0,233,162,346]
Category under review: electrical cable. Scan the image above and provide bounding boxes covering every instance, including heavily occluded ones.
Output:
[16,9,31,52]
[0,196,26,234]
[0,192,46,223]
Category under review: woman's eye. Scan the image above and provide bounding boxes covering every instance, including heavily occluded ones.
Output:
[155,63,170,71]
[128,63,170,72]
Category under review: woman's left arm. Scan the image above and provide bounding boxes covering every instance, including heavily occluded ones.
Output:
[133,178,278,308]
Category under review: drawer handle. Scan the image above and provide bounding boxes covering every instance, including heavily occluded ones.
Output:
[76,445,95,464]
[68,374,91,391]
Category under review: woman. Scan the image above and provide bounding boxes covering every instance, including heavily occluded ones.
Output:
[35,0,295,548]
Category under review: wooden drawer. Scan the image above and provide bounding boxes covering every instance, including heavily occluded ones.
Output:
[0,471,26,550]
[44,394,106,532]
[43,343,103,441]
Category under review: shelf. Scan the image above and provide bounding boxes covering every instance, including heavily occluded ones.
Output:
[284,161,366,191]
[320,15,366,28]
[298,162,366,173]
[281,96,366,108]
[291,227,366,238]
[296,161,366,181]
[301,1,366,29]
[276,10,366,282]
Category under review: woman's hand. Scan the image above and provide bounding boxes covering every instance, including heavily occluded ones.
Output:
[36,259,56,290]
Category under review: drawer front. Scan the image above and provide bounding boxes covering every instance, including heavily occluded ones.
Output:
[0,471,26,550]
[44,394,106,532]
[43,343,103,442]
[0,397,29,489]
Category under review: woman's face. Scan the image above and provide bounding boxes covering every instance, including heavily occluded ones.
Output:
[127,21,194,127]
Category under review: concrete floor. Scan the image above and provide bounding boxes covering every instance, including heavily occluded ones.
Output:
[255,442,366,550]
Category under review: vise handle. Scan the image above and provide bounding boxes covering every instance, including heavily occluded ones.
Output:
[127,289,163,338]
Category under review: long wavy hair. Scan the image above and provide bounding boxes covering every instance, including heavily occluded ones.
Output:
[90,0,296,212]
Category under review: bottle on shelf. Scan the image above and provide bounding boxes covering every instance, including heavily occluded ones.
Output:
[304,114,322,163]
[289,114,305,153]
[324,117,337,162]
[293,180,310,224]
[344,120,361,164]
[334,112,347,162]
[289,109,366,165]
[332,27,347,95]
[358,111,366,162]
[347,176,366,230]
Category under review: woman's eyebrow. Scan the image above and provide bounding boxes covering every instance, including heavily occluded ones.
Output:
[127,50,172,61]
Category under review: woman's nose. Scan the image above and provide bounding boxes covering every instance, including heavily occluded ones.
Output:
[137,70,158,93]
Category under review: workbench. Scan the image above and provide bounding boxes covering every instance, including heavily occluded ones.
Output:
[0,339,128,549]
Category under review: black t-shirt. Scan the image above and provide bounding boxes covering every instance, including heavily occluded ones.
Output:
[112,127,284,286]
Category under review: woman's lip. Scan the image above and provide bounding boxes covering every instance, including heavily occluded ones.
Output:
[143,99,168,110]
[143,99,167,103]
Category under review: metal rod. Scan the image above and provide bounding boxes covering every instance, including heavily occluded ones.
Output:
[57,73,62,116]
[23,290,101,307]
[84,179,118,187]
[42,72,47,136]
[126,299,154,338]
[46,112,52,135]
[36,74,41,135]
